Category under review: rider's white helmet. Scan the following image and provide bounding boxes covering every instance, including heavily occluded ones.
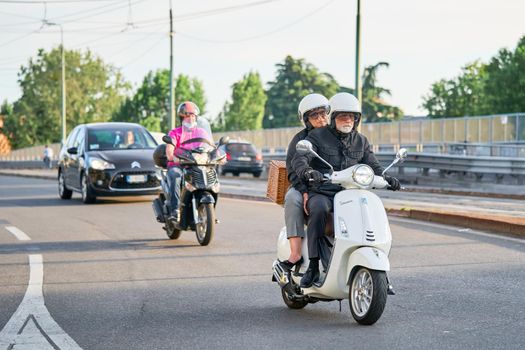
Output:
[297,93,330,126]
[329,92,362,129]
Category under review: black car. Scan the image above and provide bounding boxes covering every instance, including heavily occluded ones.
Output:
[58,122,161,203]
[220,141,264,177]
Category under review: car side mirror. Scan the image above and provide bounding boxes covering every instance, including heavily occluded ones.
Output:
[162,135,173,145]
[67,147,78,155]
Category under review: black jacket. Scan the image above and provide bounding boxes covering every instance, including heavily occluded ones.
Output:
[286,128,309,193]
[292,126,383,196]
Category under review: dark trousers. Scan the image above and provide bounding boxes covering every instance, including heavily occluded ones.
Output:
[306,193,333,259]
[166,166,182,215]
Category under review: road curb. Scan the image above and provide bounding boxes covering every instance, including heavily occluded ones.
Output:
[387,208,525,237]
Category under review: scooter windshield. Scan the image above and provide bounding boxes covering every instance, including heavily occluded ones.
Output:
[178,118,214,152]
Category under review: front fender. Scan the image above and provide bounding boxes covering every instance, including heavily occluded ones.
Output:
[198,192,215,204]
[346,247,390,283]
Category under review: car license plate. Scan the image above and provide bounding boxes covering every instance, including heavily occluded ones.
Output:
[126,175,147,183]
[237,156,251,161]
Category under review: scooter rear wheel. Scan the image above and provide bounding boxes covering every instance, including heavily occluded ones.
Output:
[349,268,387,325]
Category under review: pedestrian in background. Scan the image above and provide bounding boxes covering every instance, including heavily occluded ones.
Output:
[43,145,53,169]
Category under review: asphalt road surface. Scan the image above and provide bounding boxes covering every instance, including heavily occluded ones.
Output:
[0,175,524,350]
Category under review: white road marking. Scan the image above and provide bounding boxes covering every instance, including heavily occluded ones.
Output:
[0,255,83,350]
[4,227,31,241]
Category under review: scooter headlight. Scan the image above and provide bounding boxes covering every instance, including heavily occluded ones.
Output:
[352,164,374,187]
[193,153,209,165]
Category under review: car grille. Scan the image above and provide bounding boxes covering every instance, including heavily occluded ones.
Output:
[110,170,160,190]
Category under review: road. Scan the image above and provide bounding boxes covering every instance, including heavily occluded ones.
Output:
[0,175,524,349]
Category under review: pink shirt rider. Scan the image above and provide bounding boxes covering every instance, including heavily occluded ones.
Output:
[167,126,211,167]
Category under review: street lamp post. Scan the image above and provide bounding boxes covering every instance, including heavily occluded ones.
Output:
[355,0,362,114]
[45,21,66,145]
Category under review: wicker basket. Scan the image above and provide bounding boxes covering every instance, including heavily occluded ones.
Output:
[266,160,289,205]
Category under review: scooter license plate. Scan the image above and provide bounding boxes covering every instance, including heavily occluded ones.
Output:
[126,175,147,183]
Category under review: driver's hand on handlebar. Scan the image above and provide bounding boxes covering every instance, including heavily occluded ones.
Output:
[384,175,401,191]
[303,192,309,215]
[305,169,324,183]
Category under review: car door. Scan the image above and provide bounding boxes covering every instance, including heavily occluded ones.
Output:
[67,126,85,190]
[63,127,80,188]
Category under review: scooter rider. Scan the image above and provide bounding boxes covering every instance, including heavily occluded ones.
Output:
[280,93,330,271]
[292,92,401,288]
[165,101,209,221]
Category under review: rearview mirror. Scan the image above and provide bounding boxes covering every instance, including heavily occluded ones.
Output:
[296,140,314,155]
[218,136,230,146]
[396,148,408,162]
[162,135,173,145]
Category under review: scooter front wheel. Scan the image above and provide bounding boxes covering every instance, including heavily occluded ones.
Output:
[195,203,214,246]
[349,268,387,325]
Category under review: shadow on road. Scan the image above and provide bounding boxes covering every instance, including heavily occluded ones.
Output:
[0,196,153,208]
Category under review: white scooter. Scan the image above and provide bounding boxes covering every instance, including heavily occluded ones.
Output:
[272,140,407,325]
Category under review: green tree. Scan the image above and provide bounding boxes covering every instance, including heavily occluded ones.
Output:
[113,70,207,132]
[421,35,525,118]
[263,55,339,128]
[421,61,488,117]
[219,72,267,131]
[5,47,128,148]
[359,62,403,122]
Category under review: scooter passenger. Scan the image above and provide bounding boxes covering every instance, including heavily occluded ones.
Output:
[279,93,330,271]
[292,92,401,288]
[165,101,210,221]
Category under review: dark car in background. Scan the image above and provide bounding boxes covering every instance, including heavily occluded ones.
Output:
[220,141,264,177]
[58,122,161,203]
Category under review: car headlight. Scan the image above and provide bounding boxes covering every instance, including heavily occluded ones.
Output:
[193,153,209,165]
[89,157,115,170]
[352,164,374,187]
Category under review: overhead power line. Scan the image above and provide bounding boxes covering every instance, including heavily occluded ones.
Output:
[0,0,122,3]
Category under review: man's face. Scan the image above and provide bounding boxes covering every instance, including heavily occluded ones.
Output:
[306,107,328,128]
[334,112,356,133]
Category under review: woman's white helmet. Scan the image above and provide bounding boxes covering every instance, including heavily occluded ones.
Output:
[297,93,330,127]
[329,92,362,129]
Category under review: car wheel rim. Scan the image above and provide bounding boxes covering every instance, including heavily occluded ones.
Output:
[82,176,87,200]
[58,174,64,196]
[196,206,207,240]
[351,269,373,317]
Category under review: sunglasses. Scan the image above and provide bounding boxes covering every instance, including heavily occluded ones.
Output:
[307,110,328,120]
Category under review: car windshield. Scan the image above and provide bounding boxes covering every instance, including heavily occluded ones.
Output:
[88,127,156,151]
[227,143,257,155]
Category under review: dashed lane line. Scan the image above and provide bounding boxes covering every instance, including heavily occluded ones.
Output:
[4,227,31,241]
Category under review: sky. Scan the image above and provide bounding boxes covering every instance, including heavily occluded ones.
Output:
[0,0,524,122]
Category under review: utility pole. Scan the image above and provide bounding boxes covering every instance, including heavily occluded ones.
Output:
[45,21,66,145]
[355,0,362,132]
[169,0,175,130]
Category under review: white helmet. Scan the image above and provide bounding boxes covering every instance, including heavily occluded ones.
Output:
[329,92,362,129]
[297,93,330,126]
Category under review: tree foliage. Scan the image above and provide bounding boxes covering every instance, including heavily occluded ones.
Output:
[263,55,339,128]
[4,47,128,148]
[215,72,267,131]
[422,35,525,117]
[112,70,206,132]
[360,62,403,122]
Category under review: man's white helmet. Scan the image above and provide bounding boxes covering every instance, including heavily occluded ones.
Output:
[329,92,362,129]
[297,93,330,126]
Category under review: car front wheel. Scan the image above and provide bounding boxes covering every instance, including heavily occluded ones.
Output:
[81,173,96,204]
